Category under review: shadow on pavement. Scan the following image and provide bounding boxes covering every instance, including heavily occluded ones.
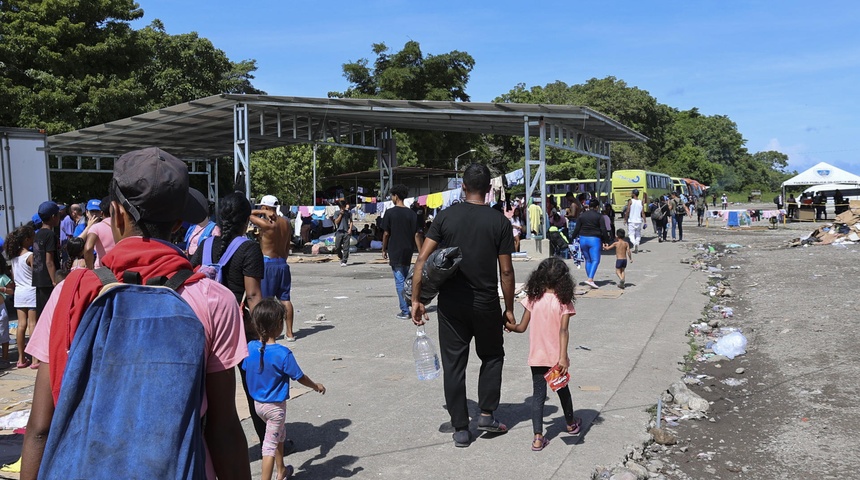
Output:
[289,419,363,478]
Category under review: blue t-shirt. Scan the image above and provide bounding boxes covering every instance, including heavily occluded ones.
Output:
[242,341,304,403]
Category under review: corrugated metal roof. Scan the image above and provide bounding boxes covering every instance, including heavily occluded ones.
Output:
[46,94,646,158]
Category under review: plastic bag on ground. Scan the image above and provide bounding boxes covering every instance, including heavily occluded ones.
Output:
[712,331,748,359]
[403,247,462,305]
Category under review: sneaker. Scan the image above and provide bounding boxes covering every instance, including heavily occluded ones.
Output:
[618,280,625,289]
[395,312,411,320]
[584,280,599,289]
[340,262,347,267]
[285,336,297,343]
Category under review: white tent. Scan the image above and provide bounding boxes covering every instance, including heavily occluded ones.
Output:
[782,162,860,188]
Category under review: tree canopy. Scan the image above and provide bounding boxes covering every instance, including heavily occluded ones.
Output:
[0,1,261,135]
[0,0,261,202]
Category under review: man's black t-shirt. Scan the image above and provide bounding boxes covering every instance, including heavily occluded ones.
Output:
[190,236,264,304]
[381,206,418,267]
[32,228,58,287]
[426,202,514,307]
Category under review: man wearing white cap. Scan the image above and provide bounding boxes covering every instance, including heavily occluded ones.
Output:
[251,195,296,341]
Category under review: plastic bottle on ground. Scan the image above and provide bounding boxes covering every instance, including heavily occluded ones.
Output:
[413,326,441,380]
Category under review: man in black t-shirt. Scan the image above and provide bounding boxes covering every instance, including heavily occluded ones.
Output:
[411,163,516,448]
[33,201,61,323]
[381,184,419,319]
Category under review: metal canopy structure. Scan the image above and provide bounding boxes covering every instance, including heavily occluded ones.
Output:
[46,94,646,233]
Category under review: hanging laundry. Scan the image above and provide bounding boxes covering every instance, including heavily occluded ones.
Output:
[426,192,444,209]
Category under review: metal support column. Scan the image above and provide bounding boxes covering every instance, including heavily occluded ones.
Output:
[523,116,544,239]
[377,129,395,199]
[233,104,251,198]
[538,119,548,232]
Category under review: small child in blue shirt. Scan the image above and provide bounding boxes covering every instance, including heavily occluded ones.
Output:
[243,299,325,480]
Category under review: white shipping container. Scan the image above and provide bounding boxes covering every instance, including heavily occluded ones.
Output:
[0,127,51,240]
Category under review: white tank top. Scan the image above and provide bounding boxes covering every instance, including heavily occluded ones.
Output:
[11,251,34,288]
[628,199,644,224]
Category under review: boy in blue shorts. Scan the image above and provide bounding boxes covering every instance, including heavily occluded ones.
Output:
[603,229,632,289]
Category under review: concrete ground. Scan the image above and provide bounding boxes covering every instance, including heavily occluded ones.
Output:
[0,224,713,480]
[242,227,711,479]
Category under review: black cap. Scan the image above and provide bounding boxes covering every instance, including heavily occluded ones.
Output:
[112,147,208,224]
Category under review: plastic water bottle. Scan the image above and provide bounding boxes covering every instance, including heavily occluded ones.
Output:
[413,326,441,380]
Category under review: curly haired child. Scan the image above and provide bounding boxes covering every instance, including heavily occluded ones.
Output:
[506,256,581,451]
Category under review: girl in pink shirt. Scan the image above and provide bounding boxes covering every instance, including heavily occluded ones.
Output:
[506,257,581,451]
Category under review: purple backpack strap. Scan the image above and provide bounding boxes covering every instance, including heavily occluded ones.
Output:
[218,237,249,268]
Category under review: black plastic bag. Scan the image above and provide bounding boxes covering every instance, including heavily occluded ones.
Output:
[403,247,462,305]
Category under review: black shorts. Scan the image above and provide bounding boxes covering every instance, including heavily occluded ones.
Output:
[615,259,628,270]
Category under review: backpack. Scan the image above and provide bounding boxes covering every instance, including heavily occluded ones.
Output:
[200,235,249,283]
[773,196,780,205]
[182,221,217,250]
[674,202,686,215]
[651,203,666,221]
[41,268,207,479]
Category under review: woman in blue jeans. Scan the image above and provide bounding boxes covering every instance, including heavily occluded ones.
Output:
[570,199,609,289]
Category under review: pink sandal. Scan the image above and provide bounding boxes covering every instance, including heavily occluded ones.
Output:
[531,436,549,451]
[566,417,582,435]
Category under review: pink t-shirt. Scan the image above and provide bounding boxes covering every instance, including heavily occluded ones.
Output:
[88,218,116,267]
[186,224,222,256]
[27,275,247,479]
[521,293,576,367]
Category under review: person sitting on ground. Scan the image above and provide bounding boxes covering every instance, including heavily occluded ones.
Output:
[603,229,633,289]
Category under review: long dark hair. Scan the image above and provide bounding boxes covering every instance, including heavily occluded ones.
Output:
[216,192,251,261]
[525,256,575,305]
[252,298,286,372]
[5,225,34,259]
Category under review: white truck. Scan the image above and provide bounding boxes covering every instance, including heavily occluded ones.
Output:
[0,127,52,240]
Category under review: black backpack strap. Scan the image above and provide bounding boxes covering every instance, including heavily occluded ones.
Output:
[145,276,169,286]
[122,270,143,285]
[163,269,194,291]
[93,267,119,286]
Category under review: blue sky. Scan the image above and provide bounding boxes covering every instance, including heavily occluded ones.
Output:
[132,0,860,175]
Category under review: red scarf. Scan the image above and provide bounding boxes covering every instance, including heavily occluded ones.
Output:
[49,237,205,405]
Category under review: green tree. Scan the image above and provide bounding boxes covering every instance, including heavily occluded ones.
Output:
[251,145,337,206]
[0,0,148,133]
[135,20,261,111]
[329,41,478,170]
[0,1,261,202]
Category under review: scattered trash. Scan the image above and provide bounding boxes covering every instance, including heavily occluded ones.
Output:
[333,296,349,299]
[0,409,30,429]
[668,381,709,412]
[725,244,743,249]
[712,331,748,359]
[721,377,748,387]
[332,357,343,361]
[375,353,385,358]
[576,345,592,351]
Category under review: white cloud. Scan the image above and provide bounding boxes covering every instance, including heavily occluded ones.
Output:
[765,138,816,172]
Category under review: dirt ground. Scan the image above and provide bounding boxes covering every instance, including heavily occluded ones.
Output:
[610,217,860,479]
